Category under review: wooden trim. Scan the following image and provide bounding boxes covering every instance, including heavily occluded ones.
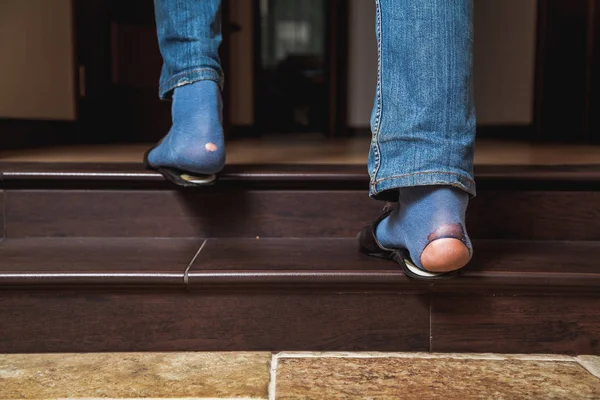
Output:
[584,0,596,137]
[590,0,600,142]
[73,0,114,144]
[0,120,78,150]
[327,0,349,137]
[476,125,536,140]
[534,0,592,142]
[251,0,261,133]
[227,124,260,139]
[533,0,548,141]
[70,0,80,121]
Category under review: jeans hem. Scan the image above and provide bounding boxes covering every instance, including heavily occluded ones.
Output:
[370,171,476,202]
[159,68,224,100]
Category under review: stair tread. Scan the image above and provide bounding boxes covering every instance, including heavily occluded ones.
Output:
[191,238,398,271]
[0,237,198,272]
[0,238,200,286]
[3,162,600,189]
[190,238,600,274]
[1,238,599,290]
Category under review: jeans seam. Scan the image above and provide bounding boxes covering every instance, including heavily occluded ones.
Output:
[371,0,383,187]
[162,67,223,87]
[373,171,476,185]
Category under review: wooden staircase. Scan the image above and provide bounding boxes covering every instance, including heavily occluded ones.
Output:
[1,162,600,354]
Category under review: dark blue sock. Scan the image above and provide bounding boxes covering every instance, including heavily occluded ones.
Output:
[375,186,472,270]
[148,80,225,175]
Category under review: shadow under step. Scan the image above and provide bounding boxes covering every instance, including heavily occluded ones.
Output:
[1,237,599,355]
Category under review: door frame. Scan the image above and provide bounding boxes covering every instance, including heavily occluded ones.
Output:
[533,0,598,143]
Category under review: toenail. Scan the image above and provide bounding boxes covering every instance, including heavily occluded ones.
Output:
[205,142,217,152]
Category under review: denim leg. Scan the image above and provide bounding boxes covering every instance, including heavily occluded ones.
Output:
[369,0,476,201]
[154,0,224,99]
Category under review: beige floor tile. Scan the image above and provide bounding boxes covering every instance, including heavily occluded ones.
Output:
[0,352,270,399]
[275,357,600,399]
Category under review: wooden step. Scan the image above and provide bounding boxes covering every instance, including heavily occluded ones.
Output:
[1,163,600,240]
[1,237,598,292]
[1,237,599,355]
[2,162,599,355]
[3,162,600,189]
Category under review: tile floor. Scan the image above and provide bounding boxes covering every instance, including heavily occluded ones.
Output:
[2,138,600,166]
[1,352,599,399]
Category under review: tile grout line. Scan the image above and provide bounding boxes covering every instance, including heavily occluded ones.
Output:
[429,296,432,352]
[575,356,600,380]
[184,239,208,288]
[275,352,577,362]
[268,353,279,400]
[54,398,259,400]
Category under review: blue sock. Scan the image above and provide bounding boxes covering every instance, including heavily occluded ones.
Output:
[148,80,225,175]
[375,186,472,270]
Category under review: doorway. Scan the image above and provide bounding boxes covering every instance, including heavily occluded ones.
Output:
[252,0,348,136]
[74,0,237,144]
[73,0,348,144]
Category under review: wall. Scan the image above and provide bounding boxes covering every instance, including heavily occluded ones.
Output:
[0,0,538,127]
[347,0,539,127]
[474,0,538,125]
[0,0,76,120]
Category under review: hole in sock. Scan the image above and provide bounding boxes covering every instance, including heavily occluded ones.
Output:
[205,143,218,152]
[427,223,467,243]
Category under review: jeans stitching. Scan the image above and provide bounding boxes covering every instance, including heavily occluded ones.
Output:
[162,68,223,86]
[160,69,225,98]
[371,0,383,187]
[373,171,476,185]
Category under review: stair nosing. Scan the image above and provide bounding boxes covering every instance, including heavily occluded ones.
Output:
[0,271,184,286]
[3,163,600,187]
[2,269,599,292]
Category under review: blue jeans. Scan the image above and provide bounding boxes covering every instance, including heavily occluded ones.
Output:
[370,0,476,201]
[154,0,476,199]
[154,0,224,99]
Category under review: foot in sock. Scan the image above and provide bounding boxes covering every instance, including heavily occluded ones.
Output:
[147,80,225,176]
[375,186,472,272]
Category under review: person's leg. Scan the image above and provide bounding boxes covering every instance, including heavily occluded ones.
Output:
[146,0,225,183]
[367,0,476,273]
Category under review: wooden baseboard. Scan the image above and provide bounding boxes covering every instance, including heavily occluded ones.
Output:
[476,124,535,140]
[0,119,78,150]
[227,124,261,139]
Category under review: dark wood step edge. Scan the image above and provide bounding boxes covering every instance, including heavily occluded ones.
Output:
[0,272,183,286]
[2,164,600,190]
[1,270,600,294]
